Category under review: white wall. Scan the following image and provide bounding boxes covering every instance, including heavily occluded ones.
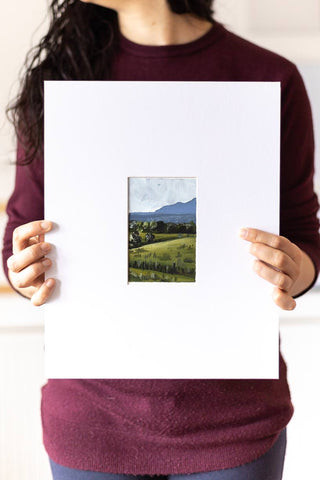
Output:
[1,1,320,479]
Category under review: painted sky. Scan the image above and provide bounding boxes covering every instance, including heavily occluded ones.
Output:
[129,177,196,213]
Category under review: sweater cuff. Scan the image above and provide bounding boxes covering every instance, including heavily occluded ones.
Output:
[291,241,320,299]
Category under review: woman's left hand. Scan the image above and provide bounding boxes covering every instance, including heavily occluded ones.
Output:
[239,227,303,310]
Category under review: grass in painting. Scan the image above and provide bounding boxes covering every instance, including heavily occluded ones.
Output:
[129,268,194,282]
[128,234,196,282]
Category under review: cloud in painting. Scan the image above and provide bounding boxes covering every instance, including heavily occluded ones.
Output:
[129,177,196,213]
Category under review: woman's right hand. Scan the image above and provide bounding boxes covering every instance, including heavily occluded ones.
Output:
[7,220,56,306]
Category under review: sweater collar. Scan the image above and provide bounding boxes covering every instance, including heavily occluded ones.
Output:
[117,20,226,58]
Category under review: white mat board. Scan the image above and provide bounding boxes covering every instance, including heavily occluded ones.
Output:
[44,81,280,379]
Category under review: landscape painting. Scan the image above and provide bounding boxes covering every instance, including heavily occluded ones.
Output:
[128,177,196,282]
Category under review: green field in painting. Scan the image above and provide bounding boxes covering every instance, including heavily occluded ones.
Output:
[128,235,196,282]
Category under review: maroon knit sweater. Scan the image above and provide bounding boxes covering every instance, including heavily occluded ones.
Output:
[2,20,320,474]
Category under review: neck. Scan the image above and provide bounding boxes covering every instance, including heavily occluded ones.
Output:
[116,0,214,46]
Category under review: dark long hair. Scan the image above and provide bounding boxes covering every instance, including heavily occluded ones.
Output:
[6,0,215,165]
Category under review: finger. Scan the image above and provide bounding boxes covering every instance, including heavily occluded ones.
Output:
[12,220,52,255]
[272,287,296,310]
[253,259,294,291]
[9,270,44,290]
[249,243,299,280]
[7,242,52,273]
[31,278,56,307]
[239,228,302,264]
[11,257,52,289]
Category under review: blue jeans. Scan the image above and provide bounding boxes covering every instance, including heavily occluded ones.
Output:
[49,427,287,480]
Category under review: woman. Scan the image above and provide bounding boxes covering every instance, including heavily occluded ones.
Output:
[2,1,320,479]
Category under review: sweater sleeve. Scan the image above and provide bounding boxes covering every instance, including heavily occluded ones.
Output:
[1,140,44,298]
[280,64,320,299]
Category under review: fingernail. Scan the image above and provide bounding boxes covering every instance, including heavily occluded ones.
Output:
[239,228,248,239]
[42,259,51,267]
[45,279,54,288]
[41,243,51,252]
[41,221,51,230]
[7,257,14,268]
[289,301,296,310]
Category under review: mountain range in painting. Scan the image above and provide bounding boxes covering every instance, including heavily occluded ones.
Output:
[129,197,196,224]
